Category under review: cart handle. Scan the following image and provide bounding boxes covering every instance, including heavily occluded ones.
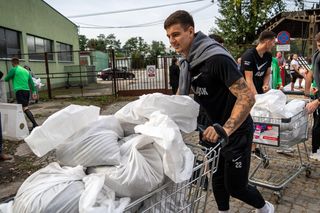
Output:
[197,123,228,148]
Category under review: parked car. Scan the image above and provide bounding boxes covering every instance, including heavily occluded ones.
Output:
[97,68,135,80]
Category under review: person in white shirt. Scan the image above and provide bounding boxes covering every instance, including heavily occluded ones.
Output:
[290,54,303,91]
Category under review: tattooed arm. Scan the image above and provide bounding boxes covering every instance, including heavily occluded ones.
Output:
[223,77,255,136]
[203,77,255,142]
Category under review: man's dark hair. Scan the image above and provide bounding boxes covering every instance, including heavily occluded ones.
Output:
[11,57,20,65]
[164,10,194,30]
[258,31,276,43]
[209,34,224,44]
[315,32,320,42]
[0,71,3,80]
[171,57,178,65]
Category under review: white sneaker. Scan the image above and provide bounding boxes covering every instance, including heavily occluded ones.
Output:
[256,201,274,213]
[276,147,295,154]
[309,152,320,161]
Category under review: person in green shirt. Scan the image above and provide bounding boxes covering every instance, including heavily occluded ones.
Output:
[4,58,38,130]
[0,71,12,161]
[271,57,283,89]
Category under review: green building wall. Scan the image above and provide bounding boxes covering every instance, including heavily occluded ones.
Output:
[0,0,80,96]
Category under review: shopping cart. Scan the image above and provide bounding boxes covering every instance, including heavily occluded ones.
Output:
[249,106,312,203]
[124,124,228,213]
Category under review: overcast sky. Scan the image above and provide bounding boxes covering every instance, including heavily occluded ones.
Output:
[43,0,219,48]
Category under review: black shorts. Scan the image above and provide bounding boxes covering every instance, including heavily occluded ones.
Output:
[290,71,303,83]
[16,90,30,107]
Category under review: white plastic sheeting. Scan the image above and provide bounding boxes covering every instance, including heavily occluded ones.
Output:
[56,116,123,167]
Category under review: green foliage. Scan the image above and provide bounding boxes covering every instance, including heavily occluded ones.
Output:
[149,41,166,58]
[123,37,150,68]
[78,35,88,51]
[211,0,306,56]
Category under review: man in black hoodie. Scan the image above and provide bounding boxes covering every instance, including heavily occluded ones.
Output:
[164,10,274,213]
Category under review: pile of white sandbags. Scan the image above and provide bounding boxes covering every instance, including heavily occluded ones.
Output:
[251,89,306,119]
[0,93,200,213]
[250,89,307,143]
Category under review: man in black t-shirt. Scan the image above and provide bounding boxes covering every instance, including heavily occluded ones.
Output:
[241,31,275,95]
[164,10,274,213]
[241,31,275,158]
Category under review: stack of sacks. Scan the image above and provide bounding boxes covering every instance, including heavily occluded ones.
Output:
[251,89,287,118]
[251,89,306,119]
[56,115,123,167]
[11,93,200,213]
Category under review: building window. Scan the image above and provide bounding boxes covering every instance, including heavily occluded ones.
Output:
[0,27,21,59]
[57,42,73,62]
[27,35,53,60]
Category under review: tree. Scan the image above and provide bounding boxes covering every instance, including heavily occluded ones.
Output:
[86,34,107,51]
[79,34,88,51]
[123,37,149,56]
[149,41,166,58]
[212,0,303,57]
[123,37,150,68]
[104,34,122,56]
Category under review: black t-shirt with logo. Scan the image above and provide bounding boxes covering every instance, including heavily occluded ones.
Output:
[241,48,272,94]
[191,55,253,135]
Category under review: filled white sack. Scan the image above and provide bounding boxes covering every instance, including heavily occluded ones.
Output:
[0,201,13,213]
[56,116,123,167]
[12,162,86,213]
[115,93,199,133]
[135,111,194,183]
[79,174,130,213]
[251,89,287,118]
[87,134,164,198]
[283,99,306,118]
[25,105,100,157]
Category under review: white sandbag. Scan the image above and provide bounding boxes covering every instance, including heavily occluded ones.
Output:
[88,134,164,198]
[115,93,199,133]
[135,111,194,183]
[283,99,306,118]
[120,122,137,137]
[118,134,140,146]
[0,201,13,213]
[56,116,123,167]
[79,174,130,213]
[251,89,287,117]
[25,105,100,157]
[12,162,86,213]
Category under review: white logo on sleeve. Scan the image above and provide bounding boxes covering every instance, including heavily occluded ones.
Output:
[244,60,251,66]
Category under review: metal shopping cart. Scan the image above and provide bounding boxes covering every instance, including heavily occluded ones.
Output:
[249,107,312,203]
[124,124,227,213]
